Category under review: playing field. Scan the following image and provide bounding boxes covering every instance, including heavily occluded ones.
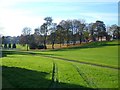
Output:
[1,40,119,89]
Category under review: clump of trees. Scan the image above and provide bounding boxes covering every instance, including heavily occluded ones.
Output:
[2,43,16,49]
[19,17,119,50]
[1,17,119,50]
[1,36,18,49]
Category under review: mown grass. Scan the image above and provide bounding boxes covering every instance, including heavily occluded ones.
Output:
[55,60,87,88]
[73,62,119,88]
[2,55,53,88]
[1,54,92,88]
[1,40,119,88]
[1,53,119,88]
[38,40,119,68]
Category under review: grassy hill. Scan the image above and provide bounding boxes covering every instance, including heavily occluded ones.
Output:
[1,40,119,89]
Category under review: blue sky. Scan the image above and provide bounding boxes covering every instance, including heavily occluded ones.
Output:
[0,0,119,36]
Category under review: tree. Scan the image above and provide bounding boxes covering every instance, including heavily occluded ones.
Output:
[22,27,31,51]
[44,17,53,26]
[19,35,27,46]
[88,23,96,41]
[109,24,120,39]
[50,23,57,49]
[56,25,64,47]
[29,35,37,49]
[72,19,86,44]
[40,23,47,49]
[71,19,79,45]
[83,24,89,42]
[2,36,8,47]
[34,28,40,35]
[95,20,107,41]
[40,17,53,49]
[59,20,71,46]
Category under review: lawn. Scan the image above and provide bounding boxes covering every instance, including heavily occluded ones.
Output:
[1,40,119,89]
[37,40,119,68]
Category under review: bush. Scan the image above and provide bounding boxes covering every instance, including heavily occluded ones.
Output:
[38,45,47,49]
[29,44,47,49]
[4,44,7,48]
[12,43,16,48]
[8,43,11,48]
[29,43,37,49]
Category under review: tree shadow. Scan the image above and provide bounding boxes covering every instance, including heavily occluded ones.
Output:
[2,66,95,89]
[1,50,55,58]
[1,41,119,57]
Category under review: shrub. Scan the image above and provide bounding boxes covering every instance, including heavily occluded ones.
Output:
[4,44,7,48]
[38,45,47,49]
[29,43,37,49]
[29,43,47,49]
[8,43,11,48]
[12,43,16,48]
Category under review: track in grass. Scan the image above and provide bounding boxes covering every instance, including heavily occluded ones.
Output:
[2,51,119,88]
[49,61,59,88]
[71,63,98,88]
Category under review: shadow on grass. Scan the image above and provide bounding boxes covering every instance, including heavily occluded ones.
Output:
[2,66,94,89]
[1,50,55,58]
[1,41,119,57]
[50,41,120,52]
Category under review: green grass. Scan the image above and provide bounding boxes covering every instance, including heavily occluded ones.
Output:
[38,40,119,68]
[2,55,53,88]
[73,62,118,88]
[1,54,91,88]
[55,60,87,88]
[1,40,119,88]
[16,44,28,50]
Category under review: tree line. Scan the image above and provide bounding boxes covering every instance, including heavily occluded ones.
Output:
[1,17,120,50]
[1,36,19,49]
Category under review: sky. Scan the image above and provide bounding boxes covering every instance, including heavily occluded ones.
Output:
[0,0,119,36]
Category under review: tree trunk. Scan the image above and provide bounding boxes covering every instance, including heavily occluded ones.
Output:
[27,44,29,51]
[97,36,99,41]
[60,33,62,48]
[44,36,47,49]
[52,41,54,49]
[79,38,82,44]
[101,36,102,41]
[60,39,61,48]
[72,29,75,45]
[79,34,82,44]
[67,29,69,47]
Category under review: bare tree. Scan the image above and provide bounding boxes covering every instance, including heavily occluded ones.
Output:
[22,27,31,51]
[40,23,47,49]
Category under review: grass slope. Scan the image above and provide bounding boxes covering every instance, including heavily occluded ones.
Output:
[39,40,119,68]
[1,40,119,88]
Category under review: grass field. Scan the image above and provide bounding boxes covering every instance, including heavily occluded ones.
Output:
[1,40,119,89]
